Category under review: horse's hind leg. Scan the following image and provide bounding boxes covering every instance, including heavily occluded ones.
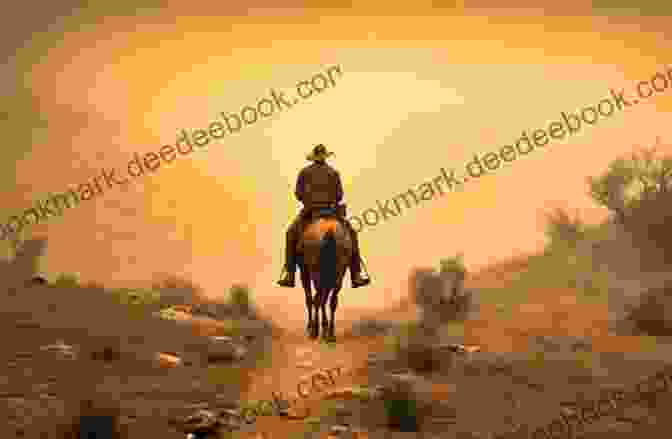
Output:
[320,289,331,341]
[311,288,321,339]
[327,285,341,342]
[301,269,314,337]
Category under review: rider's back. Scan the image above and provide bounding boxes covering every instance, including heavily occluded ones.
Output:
[296,161,343,210]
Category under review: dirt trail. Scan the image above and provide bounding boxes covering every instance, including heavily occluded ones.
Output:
[234,311,401,438]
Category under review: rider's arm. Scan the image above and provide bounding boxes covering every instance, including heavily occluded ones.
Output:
[295,170,305,202]
[334,171,344,203]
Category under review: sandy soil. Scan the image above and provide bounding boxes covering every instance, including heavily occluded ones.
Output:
[223,262,664,438]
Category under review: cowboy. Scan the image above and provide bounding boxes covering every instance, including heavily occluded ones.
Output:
[277,144,371,288]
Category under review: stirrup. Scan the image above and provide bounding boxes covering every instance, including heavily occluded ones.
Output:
[351,272,370,288]
[277,269,296,287]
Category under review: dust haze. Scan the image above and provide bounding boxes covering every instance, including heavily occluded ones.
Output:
[3,2,672,330]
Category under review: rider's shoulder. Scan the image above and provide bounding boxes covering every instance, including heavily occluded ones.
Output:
[324,163,340,174]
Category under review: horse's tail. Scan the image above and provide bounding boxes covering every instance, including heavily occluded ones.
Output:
[319,229,338,292]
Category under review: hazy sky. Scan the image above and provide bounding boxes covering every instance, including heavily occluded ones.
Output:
[4,2,672,326]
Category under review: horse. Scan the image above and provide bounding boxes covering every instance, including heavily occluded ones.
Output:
[297,211,353,341]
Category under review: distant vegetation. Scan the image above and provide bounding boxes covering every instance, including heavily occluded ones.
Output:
[474,137,672,331]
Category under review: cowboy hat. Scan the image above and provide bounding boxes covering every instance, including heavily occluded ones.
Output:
[306,144,334,161]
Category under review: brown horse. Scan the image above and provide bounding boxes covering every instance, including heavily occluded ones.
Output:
[297,215,352,341]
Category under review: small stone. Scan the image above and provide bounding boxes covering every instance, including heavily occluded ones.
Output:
[330,424,350,434]
[206,340,247,363]
[297,361,314,369]
[210,336,233,343]
[156,352,182,368]
[182,409,219,433]
[285,405,311,420]
[29,276,48,285]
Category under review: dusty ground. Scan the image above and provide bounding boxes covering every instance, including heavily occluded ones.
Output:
[225,261,672,438]
[2,256,671,438]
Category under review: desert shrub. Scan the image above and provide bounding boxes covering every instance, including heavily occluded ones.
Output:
[441,321,465,338]
[587,139,672,225]
[627,285,672,336]
[528,350,547,369]
[439,252,466,275]
[228,284,251,308]
[157,307,180,321]
[385,321,441,373]
[386,321,423,352]
[574,350,594,370]
[108,288,161,321]
[56,397,127,439]
[639,335,659,352]
[206,364,245,387]
[622,190,672,267]
[384,394,420,432]
[151,274,204,307]
[543,207,585,249]
[1,237,48,284]
[112,288,160,306]
[227,283,256,316]
[53,272,80,288]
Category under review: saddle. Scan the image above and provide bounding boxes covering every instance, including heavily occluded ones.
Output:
[297,204,347,254]
[310,204,346,220]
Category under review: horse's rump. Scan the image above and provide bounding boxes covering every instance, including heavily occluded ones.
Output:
[298,217,352,278]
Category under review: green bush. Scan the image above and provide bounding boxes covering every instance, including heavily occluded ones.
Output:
[574,350,594,370]
[440,253,466,275]
[228,284,252,313]
[53,272,80,288]
[206,364,244,387]
[442,321,466,338]
[157,307,179,321]
[543,207,585,249]
[528,350,546,369]
[112,288,160,306]
[384,396,419,432]
[109,288,160,321]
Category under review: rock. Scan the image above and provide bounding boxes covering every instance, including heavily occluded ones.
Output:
[210,336,233,343]
[381,372,434,407]
[330,424,350,435]
[39,340,77,359]
[205,338,247,363]
[191,304,220,319]
[528,335,592,353]
[349,319,397,337]
[217,413,242,432]
[180,409,219,434]
[27,276,48,286]
[172,304,193,314]
[436,342,481,354]
[90,345,121,362]
[324,386,376,401]
[617,405,656,424]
